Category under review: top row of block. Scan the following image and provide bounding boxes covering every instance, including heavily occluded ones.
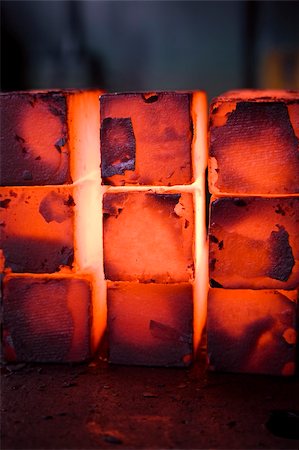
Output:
[1,90,298,193]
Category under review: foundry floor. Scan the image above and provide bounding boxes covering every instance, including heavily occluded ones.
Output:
[1,345,299,450]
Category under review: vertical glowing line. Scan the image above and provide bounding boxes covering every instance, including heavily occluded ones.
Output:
[68,91,107,353]
[191,92,208,354]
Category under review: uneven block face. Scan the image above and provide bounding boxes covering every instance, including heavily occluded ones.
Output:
[209,197,299,289]
[207,289,298,376]
[100,92,193,185]
[108,282,193,366]
[209,91,299,194]
[0,92,71,186]
[103,191,194,282]
[0,187,74,273]
[2,275,92,362]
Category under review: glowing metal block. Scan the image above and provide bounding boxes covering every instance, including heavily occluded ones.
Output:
[0,187,74,273]
[209,197,299,289]
[207,288,297,376]
[0,92,71,186]
[209,90,299,195]
[2,274,92,362]
[103,191,194,282]
[100,92,193,185]
[108,282,193,367]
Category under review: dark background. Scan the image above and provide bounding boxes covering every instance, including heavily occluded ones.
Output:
[1,0,299,99]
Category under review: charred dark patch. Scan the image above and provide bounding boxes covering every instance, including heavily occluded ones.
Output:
[233,199,247,207]
[3,277,91,362]
[184,220,190,229]
[210,258,217,271]
[63,195,76,207]
[142,93,159,103]
[275,204,286,216]
[101,117,136,178]
[60,248,74,267]
[9,191,17,198]
[15,135,25,143]
[2,236,74,273]
[55,137,66,153]
[48,106,62,117]
[210,235,219,244]
[148,193,181,208]
[28,96,37,107]
[211,105,219,115]
[210,279,223,288]
[268,225,295,282]
[103,193,128,217]
[0,199,11,209]
[218,240,224,250]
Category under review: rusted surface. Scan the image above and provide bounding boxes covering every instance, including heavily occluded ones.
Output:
[100,92,193,185]
[207,289,298,376]
[2,275,92,363]
[103,191,194,282]
[209,197,299,289]
[0,92,71,186]
[209,92,299,195]
[1,355,299,449]
[107,282,193,367]
[0,187,74,273]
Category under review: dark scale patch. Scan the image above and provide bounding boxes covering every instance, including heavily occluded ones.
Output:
[184,220,190,229]
[225,102,298,151]
[60,248,74,267]
[210,235,219,244]
[103,193,128,217]
[64,195,76,207]
[148,193,181,208]
[210,258,217,271]
[218,240,224,250]
[233,199,247,207]
[210,279,223,288]
[15,135,25,143]
[275,204,286,216]
[268,225,295,282]
[55,137,66,153]
[3,278,74,362]
[142,93,159,103]
[0,199,11,209]
[211,105,219,115]
[100,117,136,178]
[9,191,17,197]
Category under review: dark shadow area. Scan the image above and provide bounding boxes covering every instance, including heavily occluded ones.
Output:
[1,1,298,97]
[1,353,299,449]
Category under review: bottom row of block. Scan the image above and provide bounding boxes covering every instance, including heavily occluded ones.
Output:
[2,274,297,375]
